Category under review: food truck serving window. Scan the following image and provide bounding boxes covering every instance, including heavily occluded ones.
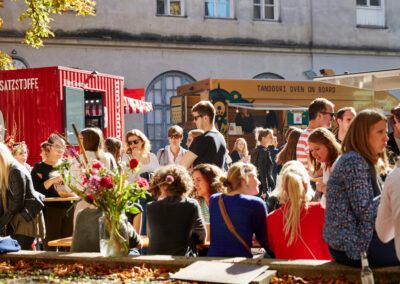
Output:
[64,87,85,145]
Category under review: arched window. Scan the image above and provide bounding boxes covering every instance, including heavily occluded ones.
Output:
[145,71,195,152]
[253,72,284,80]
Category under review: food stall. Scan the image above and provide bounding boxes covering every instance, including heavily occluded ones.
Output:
[0,66,127,163]
[172,78,399,150]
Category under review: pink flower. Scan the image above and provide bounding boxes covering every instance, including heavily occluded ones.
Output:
[129,158,139,170]
[165,175,174,185]
[137,177,149,189]
[99,176,113,189]
[92,160,104,169]
[89,175,101,188]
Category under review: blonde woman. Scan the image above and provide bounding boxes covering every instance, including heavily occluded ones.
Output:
[207,162,270,258]
[267,161,332,260]
[230,138,250,163]
[0,143,45,250]
[122,129,159,179]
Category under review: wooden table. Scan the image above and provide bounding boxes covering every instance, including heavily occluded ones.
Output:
[48,235,149,250]
[44,197,80,202]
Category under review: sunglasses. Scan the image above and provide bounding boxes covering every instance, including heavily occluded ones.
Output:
[169,135,182,139]
[127,139,141,146]
[51,144,66,152]
[321,112,335,118]
[193,115,203,121]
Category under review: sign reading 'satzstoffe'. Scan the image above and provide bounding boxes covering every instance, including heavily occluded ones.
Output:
[0,78,39,91]
[0,66,124,165]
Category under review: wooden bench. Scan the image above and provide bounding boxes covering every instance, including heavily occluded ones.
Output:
[48,235,149,251]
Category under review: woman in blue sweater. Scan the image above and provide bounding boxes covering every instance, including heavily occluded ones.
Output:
[207,162,270,258]
[324,109,399,267]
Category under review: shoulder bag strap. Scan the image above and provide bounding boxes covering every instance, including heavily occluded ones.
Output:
[298,234,317,260]
[218,195,251,254]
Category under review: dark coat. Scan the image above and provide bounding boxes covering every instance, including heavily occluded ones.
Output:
[250,145,275,194]
[387,132,400,164]
[0,164,45,235]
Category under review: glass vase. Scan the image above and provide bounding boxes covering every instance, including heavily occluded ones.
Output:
[98,213,129,257]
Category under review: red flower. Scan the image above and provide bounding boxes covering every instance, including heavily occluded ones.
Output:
[99,176,113,189]
[82,175,88,185]
[92,160,104,169]
[86,194,94,203]
[137,177,149,189]
[129,158,139,170]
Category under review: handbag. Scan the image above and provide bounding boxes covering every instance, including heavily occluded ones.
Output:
[218,195,251,254]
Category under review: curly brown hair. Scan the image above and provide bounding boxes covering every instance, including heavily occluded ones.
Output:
[192,164,224,197]
[150,165,193,199]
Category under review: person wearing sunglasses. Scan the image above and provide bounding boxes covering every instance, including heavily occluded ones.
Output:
[296,98,335,171]
[180,101,227,170]
[122,129,159,179]
[157,125,187,166]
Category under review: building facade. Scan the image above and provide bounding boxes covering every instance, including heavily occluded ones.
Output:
[1,0,400,150]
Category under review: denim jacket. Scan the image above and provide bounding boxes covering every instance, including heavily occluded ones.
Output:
[323,151,380,260]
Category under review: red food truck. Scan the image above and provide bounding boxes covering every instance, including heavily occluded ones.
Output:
[0,66,125,164]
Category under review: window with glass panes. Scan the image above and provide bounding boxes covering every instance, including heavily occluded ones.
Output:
[157,0,184,16]
[356,0,384,27]
[254,0,279,20]
[205,0,234,18]
[356,0,381,6]
[145,71,195,152]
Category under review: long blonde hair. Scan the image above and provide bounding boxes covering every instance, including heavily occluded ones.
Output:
[0,143,17,208]
[125,129,151,155]
[274,161,313,245]
[232,137,249,157]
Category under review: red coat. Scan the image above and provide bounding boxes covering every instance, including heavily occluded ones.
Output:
[267,202,332,260]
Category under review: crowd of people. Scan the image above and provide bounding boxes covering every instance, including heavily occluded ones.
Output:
[0,99,400,269]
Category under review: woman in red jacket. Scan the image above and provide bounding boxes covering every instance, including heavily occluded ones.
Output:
[267,160,332,260]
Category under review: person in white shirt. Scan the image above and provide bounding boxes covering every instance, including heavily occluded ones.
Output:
[376,161,400,261]
[157,125,187,166]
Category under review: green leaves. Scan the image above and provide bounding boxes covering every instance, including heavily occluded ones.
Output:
[0,0,96,69]
[18,0,96,48]
[0,52,15,70]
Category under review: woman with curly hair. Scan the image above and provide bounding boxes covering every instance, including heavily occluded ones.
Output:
[192,163,224,224]
[207,162,270,258]
[147,165,206,256]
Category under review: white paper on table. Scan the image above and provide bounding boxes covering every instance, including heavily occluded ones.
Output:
[171,261,269,284]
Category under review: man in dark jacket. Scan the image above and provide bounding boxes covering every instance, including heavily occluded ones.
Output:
[387,106,400,165]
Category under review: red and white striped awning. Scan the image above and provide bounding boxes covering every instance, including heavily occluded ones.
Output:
[85,100,103,116]
[124,97,153,114]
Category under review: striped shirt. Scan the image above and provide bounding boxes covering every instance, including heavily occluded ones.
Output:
[296,128,313,170]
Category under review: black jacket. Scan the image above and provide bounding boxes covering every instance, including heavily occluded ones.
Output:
[387,132,400,165]
[0,164,45,231]
[250,145,275,194]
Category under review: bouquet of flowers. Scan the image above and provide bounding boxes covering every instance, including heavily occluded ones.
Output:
[57,147,149,256]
